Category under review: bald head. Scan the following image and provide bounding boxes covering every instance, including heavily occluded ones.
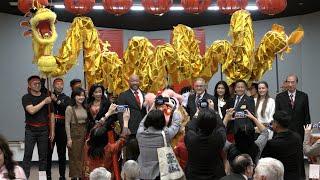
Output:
[129,74,140,91]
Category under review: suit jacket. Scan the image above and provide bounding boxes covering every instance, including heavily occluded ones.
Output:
[117,89,147,134]
[186,92,218,118]
[261,130,303,180]
[275,90,311,140]
[185,116,226,180]
[226,94,255,134]
[219,173,246,180]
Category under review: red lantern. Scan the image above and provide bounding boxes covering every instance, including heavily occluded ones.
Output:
[142,0,172,15]
[64,0,95,15]
[256,0,287,15]
[102,0,133,15]
[217,0,248,14]
[181,0,212,14]
[18,0,48,14]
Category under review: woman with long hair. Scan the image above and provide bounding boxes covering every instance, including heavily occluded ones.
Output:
[0,134,26,179]
[255,81,275,125]
[87,84,114,132]
[214,81,230,119]
[65,87,88,180]
[82,108,131,180]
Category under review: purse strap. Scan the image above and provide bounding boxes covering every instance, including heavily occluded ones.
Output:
[161,130,168,147]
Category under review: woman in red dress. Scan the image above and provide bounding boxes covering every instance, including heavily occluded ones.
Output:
[82,108,131,180]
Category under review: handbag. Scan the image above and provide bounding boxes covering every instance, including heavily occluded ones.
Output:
[157,131,185,180]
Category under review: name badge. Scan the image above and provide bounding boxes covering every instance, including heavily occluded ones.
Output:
[240,105,246,109]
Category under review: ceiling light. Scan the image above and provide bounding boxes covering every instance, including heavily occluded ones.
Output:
[93,5,104,10]
[170,6,184,11]
[131,5,145,11]
[246,5,258,11]
[54,4,65,9]
[208,6,219,11]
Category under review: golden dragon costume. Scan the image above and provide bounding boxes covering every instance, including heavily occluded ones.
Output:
[21,7,304,94]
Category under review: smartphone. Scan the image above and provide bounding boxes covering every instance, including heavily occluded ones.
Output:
[116,105,128,112]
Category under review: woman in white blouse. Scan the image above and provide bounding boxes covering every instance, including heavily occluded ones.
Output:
[255,81,275,126]
[214,81,231,119]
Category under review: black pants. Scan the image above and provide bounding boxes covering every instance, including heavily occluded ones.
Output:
[46,121,67,178]
[22,128,48,178]
[124,134,140,161]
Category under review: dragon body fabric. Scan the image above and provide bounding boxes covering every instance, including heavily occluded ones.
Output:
[23,8,303,94]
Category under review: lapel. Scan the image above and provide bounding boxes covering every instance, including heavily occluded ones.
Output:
[128,90,140,109]
[294,90,301,109]
[128,89,145,109]
[235,95,246,109]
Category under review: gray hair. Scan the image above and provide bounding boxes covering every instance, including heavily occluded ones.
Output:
[121,160,140,180]
[255,158,284,180]
[89,167,111,180]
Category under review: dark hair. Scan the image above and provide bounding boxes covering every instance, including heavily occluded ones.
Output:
[180,86,192,95]
[70,78,81,87]
[214,81,230,100]
[71,87,86,108]
[196,108,218,135]
[230,154,253,174]
[234,79,248,88]
[0,134,17,179]
[144,110,166,130]
[88,84,106,105]
[286,74,298,83]
[27,75,40,83]
[255,81,270,118]
[87,126,108,159]
[231,126,259,162]
[53,78,63,84]
[273,111,291,128]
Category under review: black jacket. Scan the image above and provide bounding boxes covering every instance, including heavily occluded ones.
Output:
[226,94,255,134]
[185,115,226,180]
[262,130,304,180]
[117,89,147,134]
[186,92,218,118]
[275,90,311,141]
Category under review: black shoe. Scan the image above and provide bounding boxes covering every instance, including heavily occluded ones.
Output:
[59,177,66,180]
[47,176,52,180]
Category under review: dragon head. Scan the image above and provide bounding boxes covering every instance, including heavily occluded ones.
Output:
[29,7,58,44]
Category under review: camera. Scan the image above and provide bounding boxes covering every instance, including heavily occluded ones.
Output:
[155,95,169,106]
[116,105,128,112]
[197,98,209,108]
[234,111,247,119]
[312,122,320,128]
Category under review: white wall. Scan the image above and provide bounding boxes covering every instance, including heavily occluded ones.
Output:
[0,11,319,144]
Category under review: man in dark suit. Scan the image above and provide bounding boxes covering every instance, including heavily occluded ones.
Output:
[186,78,218,118]
[261,110,304,180]
[226,80,255,135]
[220,154,254,180]
[117,74,147,160]
[275,74,310,179]
[275,74,310,141]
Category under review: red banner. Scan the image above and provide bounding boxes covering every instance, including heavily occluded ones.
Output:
[98,29,124,58]
[149,39,167,47]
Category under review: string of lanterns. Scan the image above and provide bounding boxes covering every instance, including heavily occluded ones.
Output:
[18,0,287,16]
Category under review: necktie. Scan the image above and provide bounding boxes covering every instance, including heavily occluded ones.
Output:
[234,95,241,108]
[289,94,294,108]
[195,95,201,104]
[134,91,141,108]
